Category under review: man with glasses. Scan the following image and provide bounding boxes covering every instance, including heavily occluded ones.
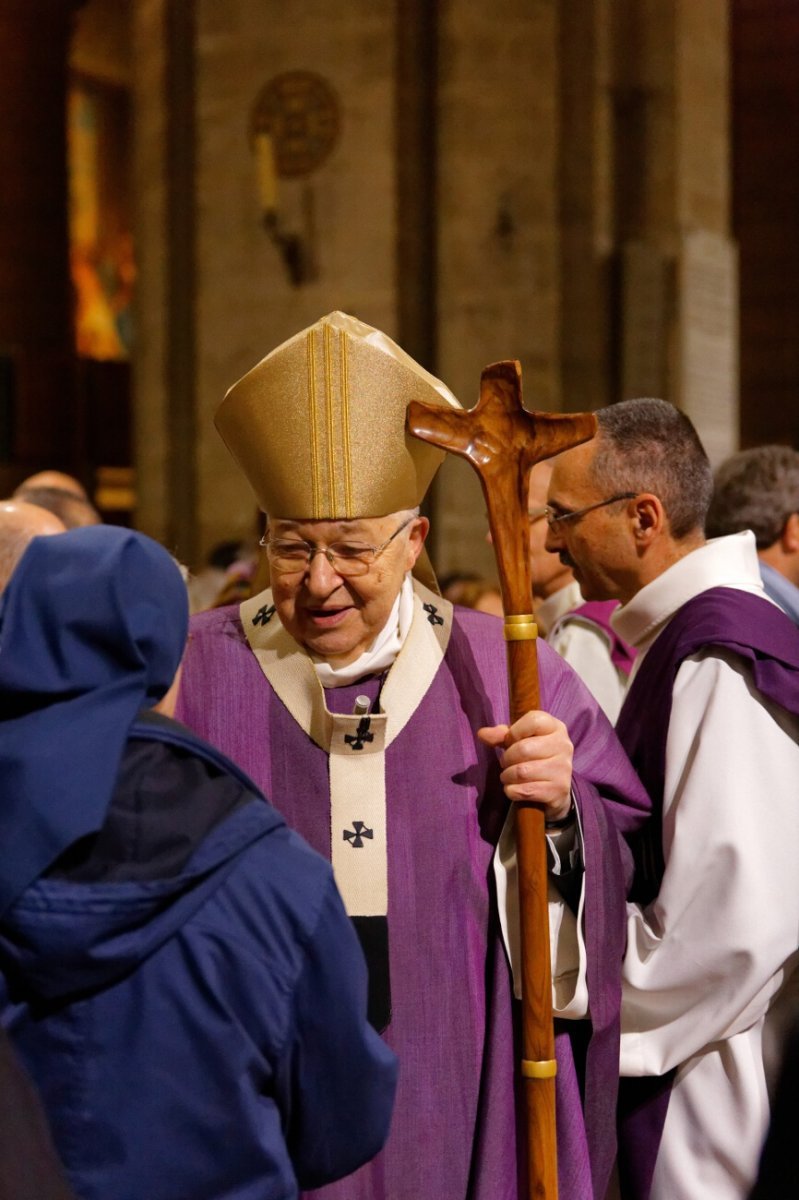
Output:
[543,398,799,1200]
[520,460,634,721]
[175,312,650,1200]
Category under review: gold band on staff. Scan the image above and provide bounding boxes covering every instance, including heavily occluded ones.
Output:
[521,1058,557,1079]
[504,614,538,641]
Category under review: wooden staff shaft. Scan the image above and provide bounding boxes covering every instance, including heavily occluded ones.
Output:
[407,361,596,1200]
[507,637,558,1200]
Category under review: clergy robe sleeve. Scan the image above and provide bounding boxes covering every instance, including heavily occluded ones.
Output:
[620,650,799,1077]
[547,620,626,723]
[496,645,651,1015]
[279,874,398,1189]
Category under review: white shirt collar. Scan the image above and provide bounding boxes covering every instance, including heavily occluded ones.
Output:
[612,531,765,653]
[313,573,415,688]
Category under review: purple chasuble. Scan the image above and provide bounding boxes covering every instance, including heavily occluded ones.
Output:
[177,602,650,1200]
[571,601,637,677]
[614,587,799,1200]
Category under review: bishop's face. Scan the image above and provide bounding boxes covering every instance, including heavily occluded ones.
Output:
[268,513,428,666]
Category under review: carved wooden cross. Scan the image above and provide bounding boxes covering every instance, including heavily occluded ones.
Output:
[407,359,597,1200]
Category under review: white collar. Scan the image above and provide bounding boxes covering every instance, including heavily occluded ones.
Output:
[612,531,765,653]
[535,579,584,635]
[313,573,415,687]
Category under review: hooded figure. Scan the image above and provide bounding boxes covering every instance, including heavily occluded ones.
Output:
[0,526,396,1200]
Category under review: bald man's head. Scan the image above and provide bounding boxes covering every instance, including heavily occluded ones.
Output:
[0,501,66,592]
[14,471,88,500]
[12,486,101,529]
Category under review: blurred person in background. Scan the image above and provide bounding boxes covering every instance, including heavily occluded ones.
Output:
[14,470,88,499]
[13,484,101,529]
[706,444,799,625]
[439,570,504,616]
[0,499,65,591]
[188,537,259,613]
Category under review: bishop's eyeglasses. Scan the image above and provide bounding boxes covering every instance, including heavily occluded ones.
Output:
[260,515,415,577]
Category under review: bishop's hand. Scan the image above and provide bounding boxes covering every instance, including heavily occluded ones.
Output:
[477,711,574,822]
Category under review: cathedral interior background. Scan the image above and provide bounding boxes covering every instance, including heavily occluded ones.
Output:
[0,0,797,580]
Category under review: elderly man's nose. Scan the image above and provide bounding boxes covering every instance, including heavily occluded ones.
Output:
[306,550,342,590]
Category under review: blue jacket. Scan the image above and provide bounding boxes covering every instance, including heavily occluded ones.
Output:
[0,714,397,1200]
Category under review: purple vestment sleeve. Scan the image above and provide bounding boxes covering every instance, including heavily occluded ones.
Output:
[177,602,650,1200]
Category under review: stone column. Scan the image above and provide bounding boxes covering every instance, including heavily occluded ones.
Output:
[434,0,561,581]
[612,0,737,462]
[131,0,199,561]
[557,0,616,414]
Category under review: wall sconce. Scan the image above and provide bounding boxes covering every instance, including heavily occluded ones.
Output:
[251,71,340,287]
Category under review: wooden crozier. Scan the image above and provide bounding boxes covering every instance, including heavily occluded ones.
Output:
[407,360,597,1200]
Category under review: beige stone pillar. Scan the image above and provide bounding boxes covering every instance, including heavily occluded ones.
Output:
[557,0,615,415]
[613,0,737,463]
[131,0,171,548]
[434,0,561,581]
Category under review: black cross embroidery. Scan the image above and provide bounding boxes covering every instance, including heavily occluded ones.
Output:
[252,604,276,627]
[343,821,374,848]
[345,716,374,751]
[423,602,444,626]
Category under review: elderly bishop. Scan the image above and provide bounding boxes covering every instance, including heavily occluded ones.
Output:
[176,312,650,1200]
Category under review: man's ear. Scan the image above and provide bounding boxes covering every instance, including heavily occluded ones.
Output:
[781,512,799,554]
[406,515,430,569]
[631,494,664,543]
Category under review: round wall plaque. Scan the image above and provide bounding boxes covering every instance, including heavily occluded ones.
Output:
[251,71,340,178]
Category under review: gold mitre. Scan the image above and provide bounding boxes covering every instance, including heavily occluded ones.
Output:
[215,311,461,519]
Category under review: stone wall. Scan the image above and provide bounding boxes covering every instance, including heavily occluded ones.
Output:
[433,0,561,581]
[130,0,740,576]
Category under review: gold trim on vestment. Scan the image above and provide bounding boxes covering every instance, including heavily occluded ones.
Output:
[323,322,336,511]
[306,329,321,515]
[339,326,353,513]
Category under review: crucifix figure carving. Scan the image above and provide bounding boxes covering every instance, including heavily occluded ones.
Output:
[407,359,597,1200]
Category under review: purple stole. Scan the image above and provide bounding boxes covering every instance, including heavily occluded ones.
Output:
[614,587,799,1200]
[571,600,637,677]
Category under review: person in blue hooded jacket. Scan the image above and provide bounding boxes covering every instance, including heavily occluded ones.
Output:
[0,525,397,1200]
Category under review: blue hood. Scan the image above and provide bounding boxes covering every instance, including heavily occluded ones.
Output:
[0,800,280,1002]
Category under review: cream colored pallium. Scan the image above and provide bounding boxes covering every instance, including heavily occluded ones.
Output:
[240,580,452,918]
